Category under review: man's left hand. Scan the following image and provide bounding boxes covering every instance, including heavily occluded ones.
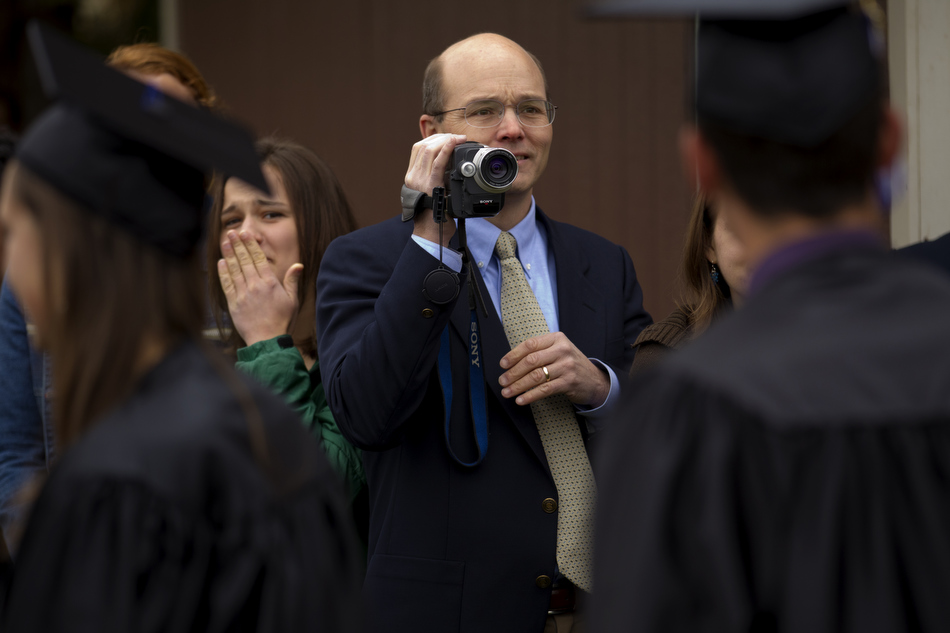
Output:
[498,332,610,407]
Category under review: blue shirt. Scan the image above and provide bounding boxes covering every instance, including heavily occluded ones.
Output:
[411,198,619,420]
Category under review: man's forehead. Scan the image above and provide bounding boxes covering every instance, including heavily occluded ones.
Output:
[439,38,546,102]
[441,33,524,59]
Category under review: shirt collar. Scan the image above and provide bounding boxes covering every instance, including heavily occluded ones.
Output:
[465,196,539,266]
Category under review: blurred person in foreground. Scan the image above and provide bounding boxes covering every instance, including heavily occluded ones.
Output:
[589,1,950,631]
[0,25,362,631]
[207,137,367,540]
[0,40,217,546]
[317,32,652,632]
[631,194,748,372]
[898,231,950,278]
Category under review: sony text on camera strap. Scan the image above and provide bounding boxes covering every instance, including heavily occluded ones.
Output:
[402,184,490,467]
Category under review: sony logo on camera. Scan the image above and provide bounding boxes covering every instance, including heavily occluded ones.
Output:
[444,141,519,219]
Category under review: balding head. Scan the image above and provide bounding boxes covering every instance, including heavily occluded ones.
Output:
[422,33,548,117]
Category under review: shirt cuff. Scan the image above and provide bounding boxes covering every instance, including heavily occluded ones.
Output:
[574,359,619,429]
[411,235,463,273]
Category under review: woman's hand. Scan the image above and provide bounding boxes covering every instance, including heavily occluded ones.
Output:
[217,230,301,346]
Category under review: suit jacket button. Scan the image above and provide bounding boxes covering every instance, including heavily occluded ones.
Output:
[536,575,552,589]
[542,498,558,513]
[421,308,434,318]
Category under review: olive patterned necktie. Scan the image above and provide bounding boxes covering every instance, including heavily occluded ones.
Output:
[494,230,595,592]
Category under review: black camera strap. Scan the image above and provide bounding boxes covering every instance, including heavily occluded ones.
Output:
[403,183,490,466]
[421,187,460,305]
[438,218,490,467]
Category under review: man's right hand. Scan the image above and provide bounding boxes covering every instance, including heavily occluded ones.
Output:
[405,133,467,246]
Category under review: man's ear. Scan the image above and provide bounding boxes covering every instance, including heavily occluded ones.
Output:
[680,125,722,195]
[420,114,440,139]
[877,105,902,169]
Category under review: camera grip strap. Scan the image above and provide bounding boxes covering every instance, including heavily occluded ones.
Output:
[401,184,447,222]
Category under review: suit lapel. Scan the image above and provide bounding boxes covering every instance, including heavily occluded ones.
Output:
[539,210,606,362]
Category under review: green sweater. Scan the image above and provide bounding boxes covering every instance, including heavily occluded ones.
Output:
[235,335,365,502]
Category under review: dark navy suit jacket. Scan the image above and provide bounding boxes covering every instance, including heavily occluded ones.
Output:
[316,209,651,633]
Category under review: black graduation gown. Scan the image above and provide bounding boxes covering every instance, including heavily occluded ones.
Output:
[592,244,950,633]
[0,342,363,633]
[899,230,950,278]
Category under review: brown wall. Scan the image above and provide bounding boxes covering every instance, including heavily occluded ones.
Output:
[180,1,694,320]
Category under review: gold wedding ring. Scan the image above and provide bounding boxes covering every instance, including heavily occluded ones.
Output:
[542,366,551,382]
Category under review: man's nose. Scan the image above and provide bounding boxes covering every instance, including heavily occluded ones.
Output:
[495,106,524,140]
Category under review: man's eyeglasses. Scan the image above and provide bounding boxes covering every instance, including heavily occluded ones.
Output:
[433,99,558,128]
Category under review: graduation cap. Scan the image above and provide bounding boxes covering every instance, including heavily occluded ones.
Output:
[15,22,268,257]
[584,0,881,148]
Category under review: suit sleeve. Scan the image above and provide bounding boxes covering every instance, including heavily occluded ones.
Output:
[315,228,467,450]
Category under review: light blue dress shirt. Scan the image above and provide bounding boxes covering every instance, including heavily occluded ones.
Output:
[411,198,619,421]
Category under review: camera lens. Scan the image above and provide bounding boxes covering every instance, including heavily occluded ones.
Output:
[471,147,518,194]
[487,157,511,182]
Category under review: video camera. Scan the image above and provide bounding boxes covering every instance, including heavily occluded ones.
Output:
[400,141,519,226]
[444,142,518,219]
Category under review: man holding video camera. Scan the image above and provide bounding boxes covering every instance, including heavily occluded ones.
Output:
[316,33,651,633]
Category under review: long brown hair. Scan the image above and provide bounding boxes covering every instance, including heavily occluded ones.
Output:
[106,43,218,110]
[207,138,357,358]
[9,162,204,447]
[680,194,733,335]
